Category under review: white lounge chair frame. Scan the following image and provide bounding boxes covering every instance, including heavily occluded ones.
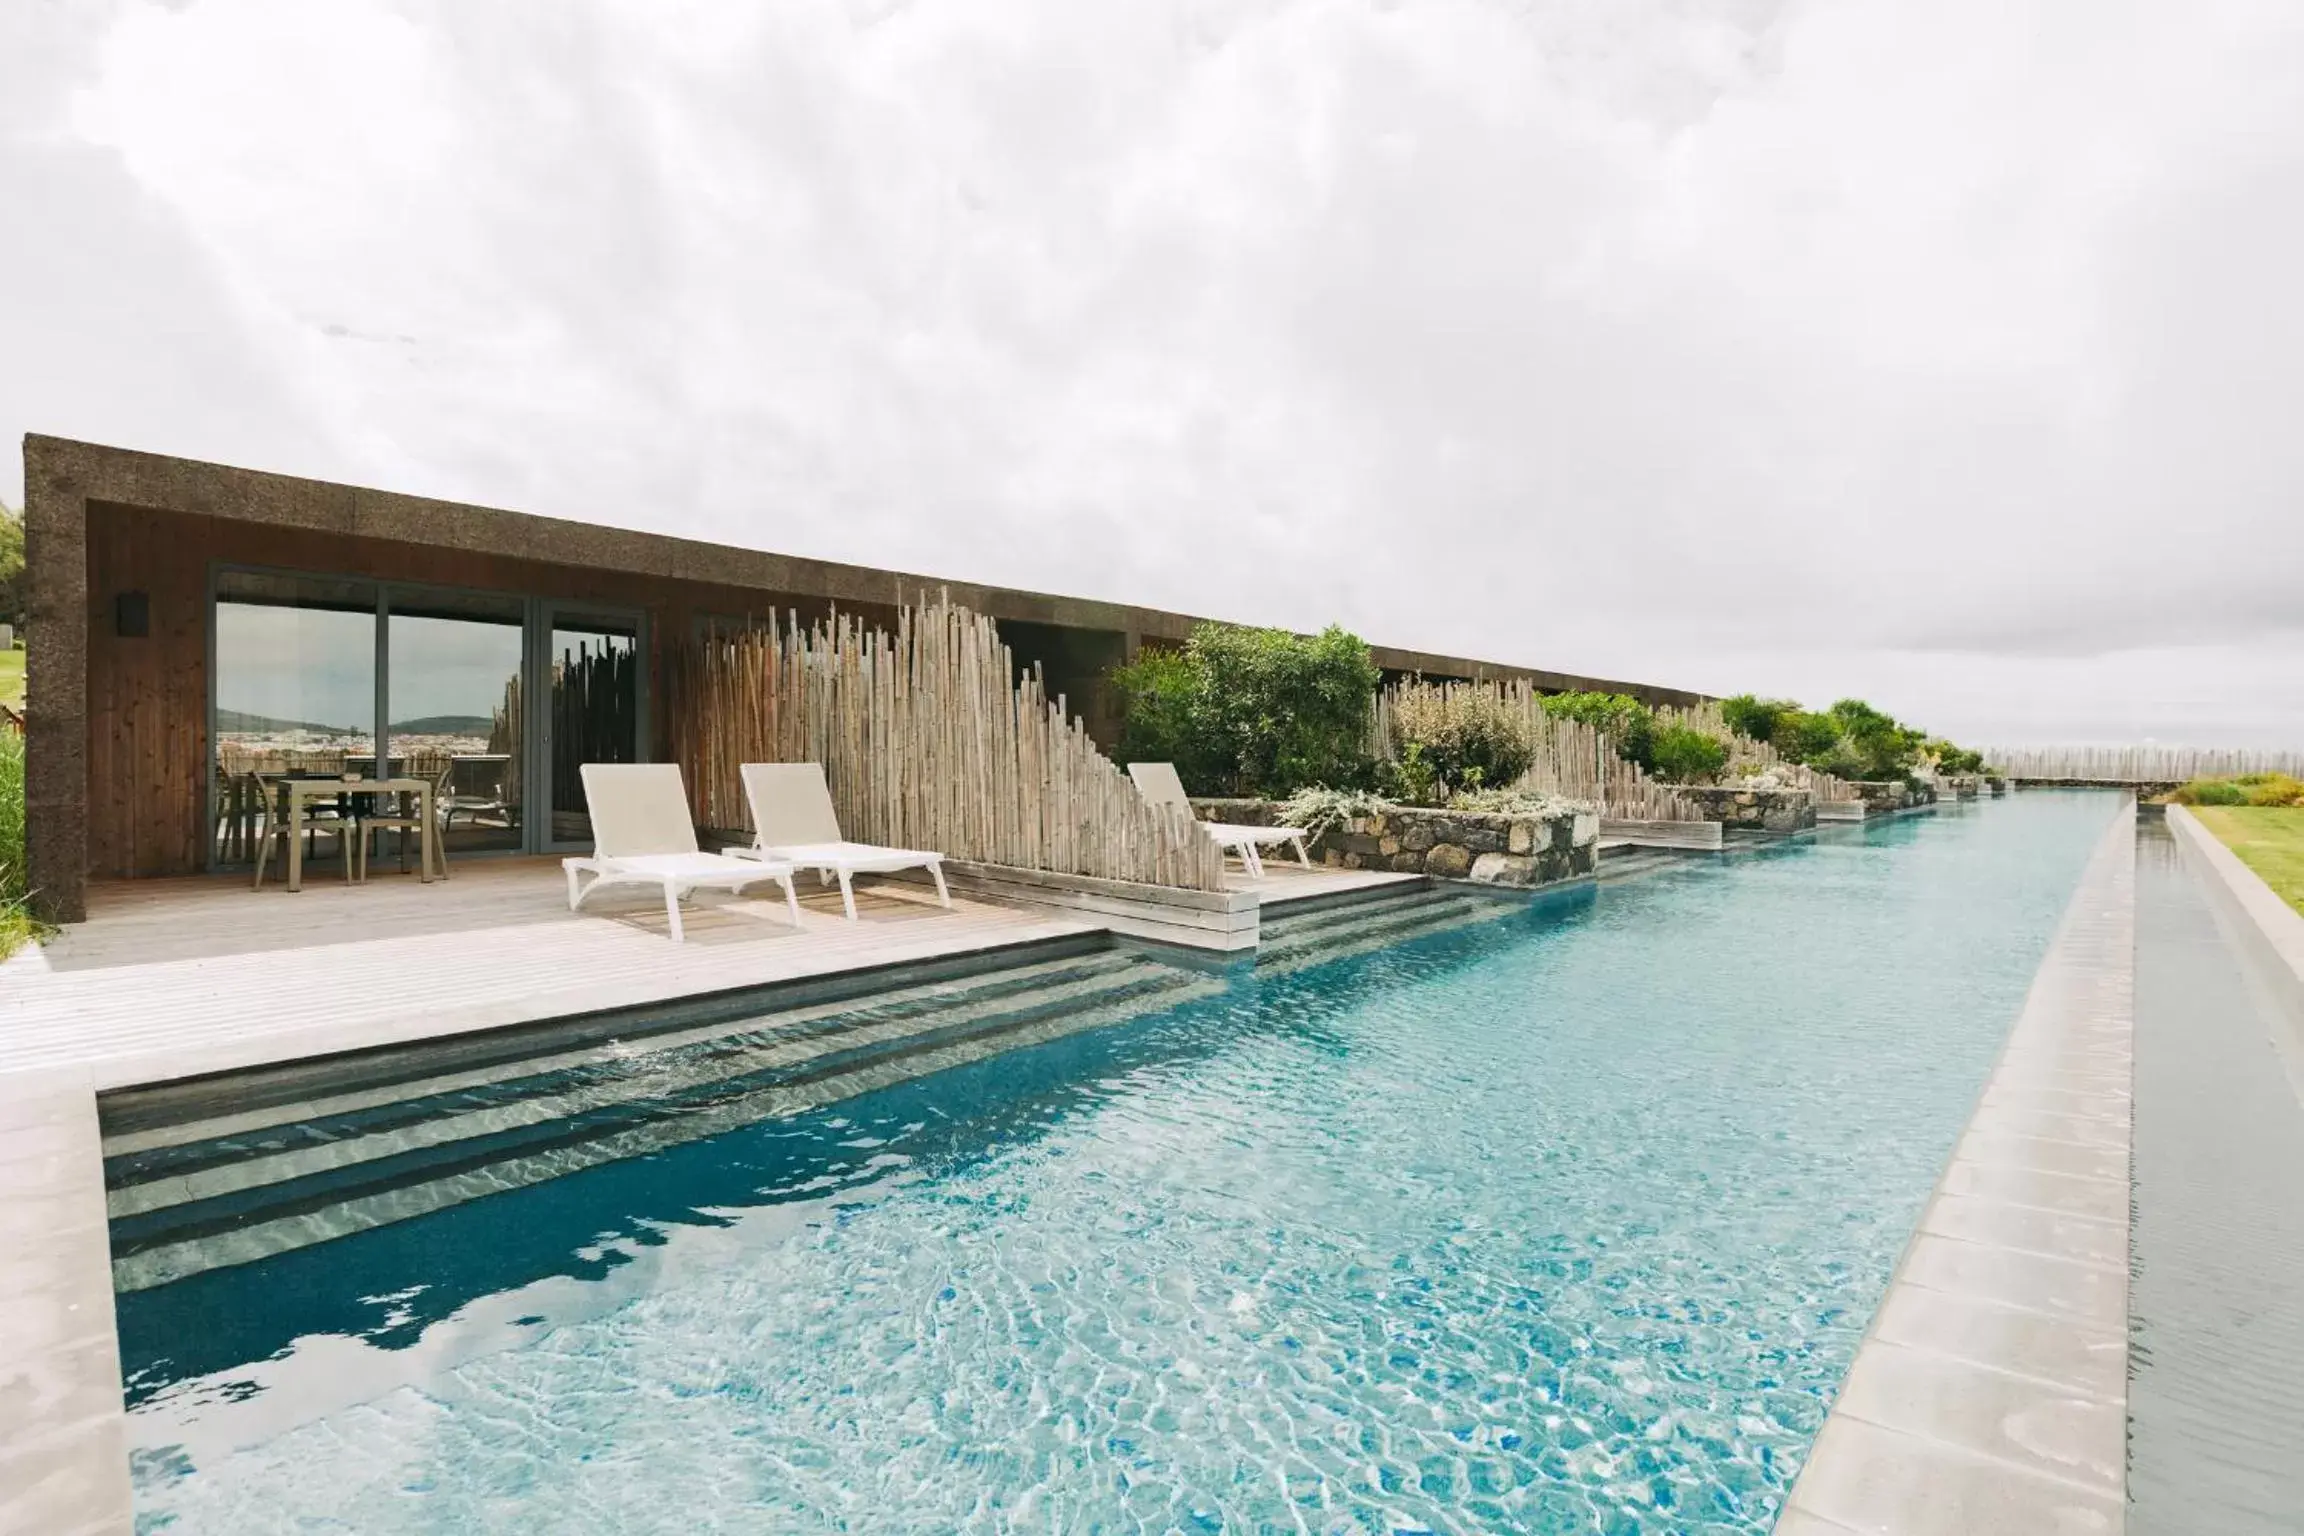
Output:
[1127,761,1310,878]
[731,762,950,921]
[562,763,800,943]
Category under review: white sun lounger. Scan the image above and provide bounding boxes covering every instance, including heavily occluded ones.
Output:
[1126,761,1310,878]
[732,762,950,921]
[562,763,800,943]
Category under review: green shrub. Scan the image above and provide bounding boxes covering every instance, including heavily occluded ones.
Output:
[2244,773,2304,807]
[1109,646,1210,783]
[1541,691,1656,771]
[1824,698,1924,780]
[1772,710,1843,765]
[2174,773,2304,808]
[1651,725,1730,784]
[0,503,24,629]
[0,725,40,960]
[1720,694,1801,744]
[1110,622,1379,797]
[1376,741,1442,806]
[1390,688,1534,798]
[1927,740,1986,776]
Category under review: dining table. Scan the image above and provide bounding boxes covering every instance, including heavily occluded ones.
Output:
[281,776,443,892]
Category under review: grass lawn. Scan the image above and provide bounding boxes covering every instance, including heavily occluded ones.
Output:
[1,717,34,960]
[0,647,21,711]
[2194,805,2304,916]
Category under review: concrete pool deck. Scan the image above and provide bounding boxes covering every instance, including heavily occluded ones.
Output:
[1780,798,2136,1535]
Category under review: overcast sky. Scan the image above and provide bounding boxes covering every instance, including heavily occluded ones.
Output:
[5,0,2300,747]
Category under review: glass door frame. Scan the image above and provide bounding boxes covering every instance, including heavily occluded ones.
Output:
[532,602,651,855]
[205,562,651,867]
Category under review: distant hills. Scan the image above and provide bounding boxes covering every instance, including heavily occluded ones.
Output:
[216,710,498,738]
[389,715,498,737]
[216,708,362,737]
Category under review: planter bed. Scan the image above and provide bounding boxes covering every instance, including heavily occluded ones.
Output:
[1666,785,1817,834]
[1195,799,1597,889]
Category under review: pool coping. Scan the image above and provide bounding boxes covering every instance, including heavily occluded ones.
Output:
[1777,796,2135,1536]
[0,1073,134,1536]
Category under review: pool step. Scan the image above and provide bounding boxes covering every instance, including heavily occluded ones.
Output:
[102,948,1217,1291]
[1254,885,1517,974]
[1595,846,1696,881]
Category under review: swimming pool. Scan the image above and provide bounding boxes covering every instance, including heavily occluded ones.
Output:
[113,792,2119,1533]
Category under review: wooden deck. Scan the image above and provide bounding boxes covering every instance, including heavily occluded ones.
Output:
[0,857,1096,1092]
[1226,862,1423,907]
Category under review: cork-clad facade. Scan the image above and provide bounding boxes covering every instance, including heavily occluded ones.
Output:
[19,434,1707,921]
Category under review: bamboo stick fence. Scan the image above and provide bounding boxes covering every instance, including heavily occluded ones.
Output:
[667,596,1227,891]
[1373,679,1707,821]
[1979,745,2304,784]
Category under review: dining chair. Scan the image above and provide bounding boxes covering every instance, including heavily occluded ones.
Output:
[249,773,358,889]
[353,764,451,880]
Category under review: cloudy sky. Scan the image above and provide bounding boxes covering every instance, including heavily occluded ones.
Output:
[5,0,2300,746]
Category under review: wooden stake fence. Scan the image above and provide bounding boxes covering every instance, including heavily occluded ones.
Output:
[1979,745,2304,784]
[1374,679,1708,821]
[667,596,1227,892]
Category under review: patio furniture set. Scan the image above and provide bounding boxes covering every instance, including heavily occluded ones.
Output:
[216,753,519,892]
[220,752,1304,937]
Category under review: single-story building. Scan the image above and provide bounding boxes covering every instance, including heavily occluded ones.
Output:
[18,435,1706,921]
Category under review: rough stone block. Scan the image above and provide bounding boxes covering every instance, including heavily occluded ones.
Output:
[1461,824,1507,853]
[1469,852,1535,885]
[1425,843,1472,878]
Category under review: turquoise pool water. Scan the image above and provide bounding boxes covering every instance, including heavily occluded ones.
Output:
[115,793,2118,1534]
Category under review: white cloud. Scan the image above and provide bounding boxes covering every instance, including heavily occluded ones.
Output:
[5,0,2301,744]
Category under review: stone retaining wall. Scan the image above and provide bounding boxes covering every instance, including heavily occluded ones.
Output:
[1194,799,1597,888]
[1848,779,1937,814]
[1668,785,1816,833]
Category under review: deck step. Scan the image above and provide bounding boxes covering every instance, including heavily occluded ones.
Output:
[1253,888,1517,974]
[1595,848,1688,881]
[1257,883,1454,941]
[103,950,1217,1291]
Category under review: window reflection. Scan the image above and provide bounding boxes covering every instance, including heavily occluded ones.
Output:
[390,592,525,855]
[212,573,376,867]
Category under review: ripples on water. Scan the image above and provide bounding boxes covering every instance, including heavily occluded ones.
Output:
[123,794,2118,1534]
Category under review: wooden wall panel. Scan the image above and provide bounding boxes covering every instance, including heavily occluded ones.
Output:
[85,507,211,876]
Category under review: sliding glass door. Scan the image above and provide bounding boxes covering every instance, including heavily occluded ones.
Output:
[211,571,378,869]
[388,590,526,856]
[209,570,646,866]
